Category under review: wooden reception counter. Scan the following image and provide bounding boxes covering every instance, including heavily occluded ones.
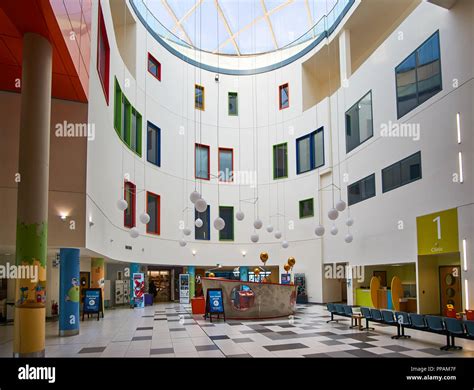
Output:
[201,277,297,320]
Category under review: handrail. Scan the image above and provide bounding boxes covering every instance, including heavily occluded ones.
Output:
[129,0,356,75]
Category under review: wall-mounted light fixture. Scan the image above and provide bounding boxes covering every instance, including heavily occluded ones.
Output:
[459,152,464,183]
[192,250,197,256]
[465,279,469,309]
[241,250,247,257]
[60,213,67,221]
[456,112,461,144]
[463,239,468,271]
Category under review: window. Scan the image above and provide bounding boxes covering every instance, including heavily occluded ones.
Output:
[219,206,234,241]
[147,122,161,167]
[97,1,110,104]
[348,174,376,206]
[279,83,289,109]
[195,206,210,240]
[218,148,233,182]
[273,143,288,179]
[382,152,422,193]
[228,92,238,116]
[114,78,142,157]
[124,181,136,228]
[146,192,160,235]
[147,53,161,81]
[296,127,324,174]
[130,108,142,155]
[299,198,314,219]
[195,84,205,110]
[195,143,210,180]
[396,31,442,118]
[346,91,373,153]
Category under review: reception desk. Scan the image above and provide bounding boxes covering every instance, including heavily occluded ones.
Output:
[201,277,297,320]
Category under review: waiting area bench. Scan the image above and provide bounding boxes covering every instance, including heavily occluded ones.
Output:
[327,303,474,351]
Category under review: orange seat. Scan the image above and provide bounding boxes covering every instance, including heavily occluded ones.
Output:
[466,310,474,321]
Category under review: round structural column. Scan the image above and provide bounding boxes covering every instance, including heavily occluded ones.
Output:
[59,249,80,336]
[13,33,52,358]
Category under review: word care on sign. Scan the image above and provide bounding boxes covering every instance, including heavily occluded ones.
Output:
[205,288,225,323]
[82,288,104,321]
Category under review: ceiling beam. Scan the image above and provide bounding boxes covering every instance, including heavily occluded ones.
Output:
[171,0,203,34]
[214,0,241,55]
[260,0,278,50]
[161,0,193,45]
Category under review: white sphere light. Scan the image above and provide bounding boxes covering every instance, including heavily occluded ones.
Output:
[129,227,139,239]
[345,233,353,243]
[346,217,354,227]
[328,208,339,221]
[213,217,226,231]
[183,227,191,236]
[190,190,201,204]
[236,210,245,221]
[274,231,282,240]
[266,224,274,233]
[282,240,289,249]
[314,225,325,237]
[139,212,150,225]
[335,199,347,212]
[330,225,338,235]
[250,233,259,243]
[117,199,128,211]
[179,239,187,247]
[195,198,207,213]
[253,219,263,230]
[195,218,203,228]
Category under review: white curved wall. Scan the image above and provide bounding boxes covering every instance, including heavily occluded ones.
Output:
[85,0,473,304]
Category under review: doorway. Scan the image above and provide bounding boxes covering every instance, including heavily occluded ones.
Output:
[148,270,171,302]
[439,266,462,315]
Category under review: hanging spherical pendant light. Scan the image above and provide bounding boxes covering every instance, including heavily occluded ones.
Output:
[328,208,339,220]
[213,217,225,231]
[117,199,128,211]
[314,225,325,237]
[345,233,353,243]
[281,240,289,249]
[346,217,354,227]
[139,212,150,225]
[195,218,203,228]
[335,199,347,212]
[253,219,263,230]
[190,190,201,204]
[250,233,259,243]
[266,224,274,233]
[179,239,187,247]
[195,198,207,213]
[274,230,282,239]
[330,225,338,236]
[183,227,191,236]
[129,227,139,238]
[236,210,245,221]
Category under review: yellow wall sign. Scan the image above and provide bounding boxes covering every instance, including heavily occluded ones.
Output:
[416,208,459,255]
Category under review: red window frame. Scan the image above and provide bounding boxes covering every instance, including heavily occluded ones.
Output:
[195,143,210,180]
[124,181,136,228]
[97,1,110,104]
[147,53,161,81]
[279,83,289,110]
[146,191,161,235]
[218,147,234,182]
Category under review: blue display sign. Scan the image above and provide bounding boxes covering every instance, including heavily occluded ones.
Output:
[208,289,224,313]
[84,289,100,313]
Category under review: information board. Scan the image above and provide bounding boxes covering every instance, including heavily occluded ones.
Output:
[82,288,104,321]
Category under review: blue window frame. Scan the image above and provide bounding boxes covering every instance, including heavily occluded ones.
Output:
[147,121,161,167]
[296,127,324,174]
[396,31,442,118]
[195,206,210,240]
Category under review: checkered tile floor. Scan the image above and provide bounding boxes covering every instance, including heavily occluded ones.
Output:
[1,303,474,357]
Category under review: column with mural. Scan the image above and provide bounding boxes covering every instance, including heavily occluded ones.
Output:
[130,263,140,306]
[91,258,105,309]
[59,248,80,336]
[188,266,195,299]
[13,33,52,357]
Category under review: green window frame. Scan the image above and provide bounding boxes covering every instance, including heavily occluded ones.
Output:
[299,198,314,219]
[219,206,234,241]
[273,142,288,179]
[228,92,238,116]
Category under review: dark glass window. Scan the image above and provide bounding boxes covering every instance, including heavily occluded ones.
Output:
[219,206,234,241]
[218,148,233,182]
[195,84,205,110]
[279,83,289,109]
[147,122,161,167]
[147,53,161,80]
[382,152,422,193]
[124,181,136,228]
[299,198,314,219]
[146,192,160,235]
[345,91,373,153]
[228,92,238,116]
[296,127,324,174]
[195,144,210,180]
[348,174,376,206]
[273,143,288,179]
[195,206,210,240]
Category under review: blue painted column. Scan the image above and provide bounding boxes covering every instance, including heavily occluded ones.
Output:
[59,248,80,336]
[130,263,140,307]
[240,267,249,282]
[188,266,195,299]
